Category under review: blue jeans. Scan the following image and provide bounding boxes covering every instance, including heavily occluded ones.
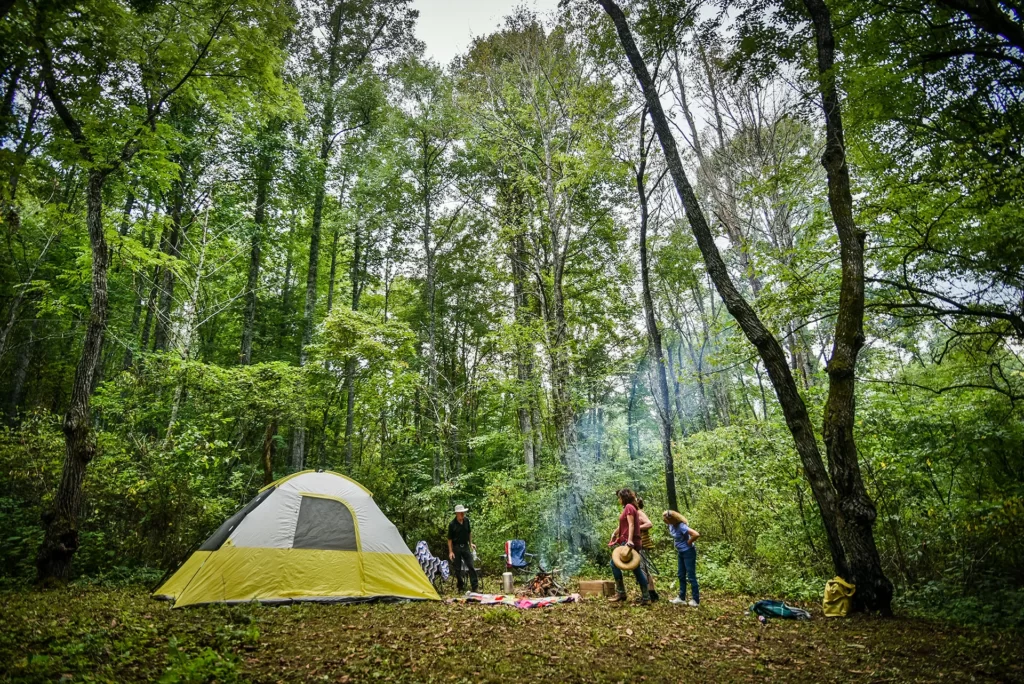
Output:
[610,554,649,597]
[677,548,699,603]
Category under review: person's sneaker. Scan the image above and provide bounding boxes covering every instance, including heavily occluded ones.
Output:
[688,599,699,608]
[670,596,686,605]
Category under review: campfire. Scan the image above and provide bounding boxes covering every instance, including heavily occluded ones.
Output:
[523,571,564,597]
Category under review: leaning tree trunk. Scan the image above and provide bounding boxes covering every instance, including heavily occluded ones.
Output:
[803,0,893,614]
[597,0,851,583]
[36,168,109,582]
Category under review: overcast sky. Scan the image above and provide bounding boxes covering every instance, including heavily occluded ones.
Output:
[412,0,561,67]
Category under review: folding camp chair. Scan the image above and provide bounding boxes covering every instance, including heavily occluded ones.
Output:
[503,539,536,576]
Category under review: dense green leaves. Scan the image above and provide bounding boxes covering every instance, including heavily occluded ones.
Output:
[0,0,1021,621]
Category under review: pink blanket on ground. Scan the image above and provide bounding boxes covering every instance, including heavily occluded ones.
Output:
[447,592,581,609]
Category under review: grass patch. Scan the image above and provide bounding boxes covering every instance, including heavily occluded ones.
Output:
[0,586,1021,682]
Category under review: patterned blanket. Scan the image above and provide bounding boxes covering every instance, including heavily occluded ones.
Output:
[414,541,450,583]
[447,592,581,609]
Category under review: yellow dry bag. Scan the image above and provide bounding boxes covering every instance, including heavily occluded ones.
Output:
[823,576,856,617]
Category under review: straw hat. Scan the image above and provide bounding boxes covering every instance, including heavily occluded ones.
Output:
[611,545,642,571]
[454,504,469,514]
[663,510,685,525]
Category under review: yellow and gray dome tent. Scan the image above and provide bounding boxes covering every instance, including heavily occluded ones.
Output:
[153,471,439,607]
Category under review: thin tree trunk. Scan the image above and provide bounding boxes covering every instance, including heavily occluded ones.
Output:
[140,262,160,354]
[343,223,362,469]
[672,48,761,296]
[5,317,37,419]
[635,116,678,511]
[281,208,295,325]
[293,6,345,470]
[36,168,109,582]
[154,179,186,352]
[510,230,535,473]
[122,227,154,370]
[241,150,272,365]
[597,0,850,584]
[627,363,639,462]
[262,418,278,486]
[326,224,340,315]
[165,208,210,442]
[803,0,893,614]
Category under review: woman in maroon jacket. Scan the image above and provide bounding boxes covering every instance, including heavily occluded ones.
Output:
[607,488,651,604]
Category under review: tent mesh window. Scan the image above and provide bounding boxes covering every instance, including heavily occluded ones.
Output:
[293,496,358,551]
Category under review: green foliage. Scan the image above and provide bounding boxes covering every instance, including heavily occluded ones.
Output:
[1,0,1022,631]
[160,639,240,684]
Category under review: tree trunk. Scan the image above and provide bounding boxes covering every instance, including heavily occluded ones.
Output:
[165,209,211,442]
[4,317,37,419]
[262,418,278,486]
[291,169,327,468]
[326,224,340,315]
[342,357,357,469]
[803,0,893,614]
[139,262,160,354]
[635,120,678,511]
[241,150,272,365]
[154,179,186,352]
[343,223,362,470]
[627,363,640,462]
[672,48,761,296]
[510,231,536,473]
[597,0,850,584]
[36,168,109,583]
[281,209,295,328]
[293,5,345,470]
[123,227,154,370]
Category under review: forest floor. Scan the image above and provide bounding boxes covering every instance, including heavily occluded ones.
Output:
[1,585,1022,683]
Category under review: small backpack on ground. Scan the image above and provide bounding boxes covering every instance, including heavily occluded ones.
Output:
[749,599,812,620]
[823,576,856,617]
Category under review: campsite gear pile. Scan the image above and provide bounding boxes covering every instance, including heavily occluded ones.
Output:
[449,592,580,609]
[525,570,564,597]
[823,576,856,617]
[749,600,812,621]
[153,471,439,607]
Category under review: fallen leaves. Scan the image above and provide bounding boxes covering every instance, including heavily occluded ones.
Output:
[1,587,1020,684]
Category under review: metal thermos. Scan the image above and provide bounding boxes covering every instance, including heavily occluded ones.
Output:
[502,571,514,594]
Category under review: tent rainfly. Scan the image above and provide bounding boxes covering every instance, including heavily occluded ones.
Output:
[153,470,439,607]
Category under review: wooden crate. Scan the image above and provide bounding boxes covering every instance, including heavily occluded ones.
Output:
[578,579,616,597]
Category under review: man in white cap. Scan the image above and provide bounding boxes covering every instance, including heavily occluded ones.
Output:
[447,504,478,593]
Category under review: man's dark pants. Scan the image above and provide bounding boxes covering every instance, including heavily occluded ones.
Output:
[451,543,478,592]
